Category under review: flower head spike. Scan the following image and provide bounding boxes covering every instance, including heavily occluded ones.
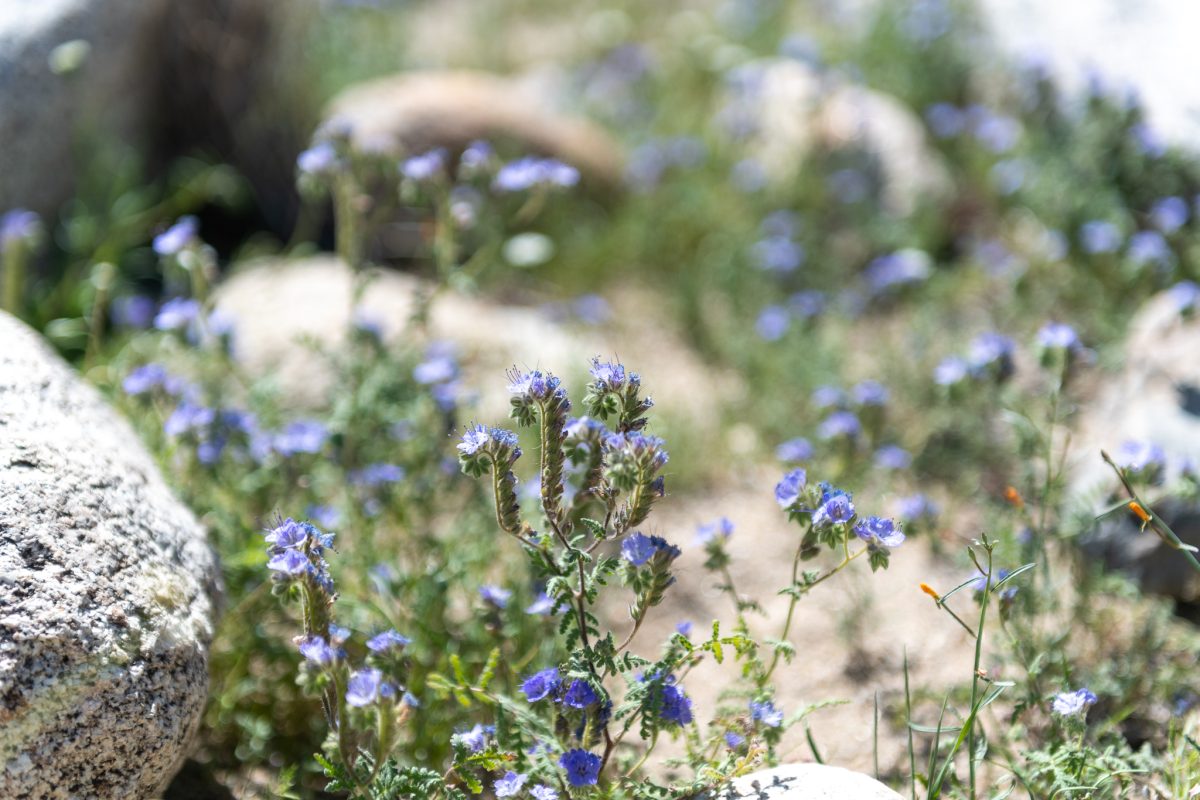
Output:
[589,357,626,390]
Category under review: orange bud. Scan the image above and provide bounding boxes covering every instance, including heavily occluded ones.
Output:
[1128,501,1151,523]
[919,583,940,601]
[1004,486,1024,508]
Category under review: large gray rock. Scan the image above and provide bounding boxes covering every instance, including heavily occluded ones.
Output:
[0,312,220,798]
[702,764,902,799]
[1071,287,1200,600]
[0,0,171,215]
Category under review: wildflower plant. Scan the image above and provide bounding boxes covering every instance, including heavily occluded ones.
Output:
[260,357,903,798]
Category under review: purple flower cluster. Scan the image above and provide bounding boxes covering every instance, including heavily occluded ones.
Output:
[264,518,335,592]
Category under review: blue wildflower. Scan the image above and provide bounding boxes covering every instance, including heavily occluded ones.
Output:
[111,295,157,328]
[789,290,826,319]
[896,494,939,523]
[776,437,813,462]
[853,516,906,549]
[559,750,601,787]
[298,636,342,666]
[164,401,214,436]
[525,592,556,615]
[297,141,339,175]
[621,532,658,566]
[934,356,969,386]
[675,620,693,637]
[345,668,394,707]
[1052,688,1097,717]
[752,235,805,273]
[874,445,912,470]
[749,700,784,727]
[864,249,931,293]
[562,679,599,708]
[925,103,965,138]
[264,518,310,549]
[479,585,511,608]
[521,668,561,702]
[122,364,169,395]
[1036,322,1081,351]
[657,679,693,726]
[268,549,309,576]
[811,385,845,409]
[813,489,855,528]
[531,787,559,800]
[755,305,791,341]
[494,157,579,191]
[458,423,491,456]
[696,517,734,544]
[1080,220,1122,254]
[853,380,889,406]
[401,148,446,181]
[818,410,861,440]
[588,357,626,390]
[1168,280,1200,314]
[274,420,328,455]
[0,209,40,249]
[153,216,199,256]
[154,298,201,331]
[774,468,807,509]
[454,723,489,753]
[725,731,746,748]
[968,332,1016,378]
[1114,440,1167,479]
[366,630,411,653]
[1128,230,1173,267]
[493,772,527,798]
[1151,196,1189,233]
[302,508,339,536]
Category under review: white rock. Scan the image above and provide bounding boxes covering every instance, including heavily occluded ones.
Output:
[703,764,903,799]
[212,255,732,427]
[725,59,952,215]
[0,311,220,799]
[1070,288,1200,600]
